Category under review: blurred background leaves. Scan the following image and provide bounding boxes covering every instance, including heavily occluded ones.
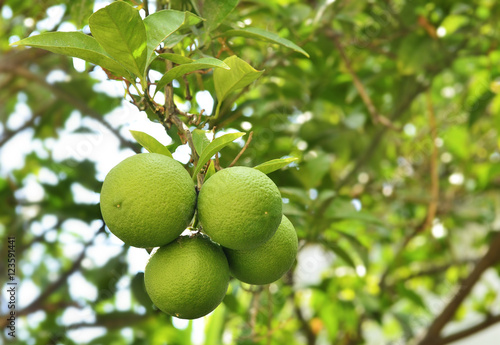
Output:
[1,0,500,344]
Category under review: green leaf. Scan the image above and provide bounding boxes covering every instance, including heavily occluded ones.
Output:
[468,91,495,127]
[323,242,356,269]
[11,32,133,81]
[214,56,263,116]
[254,157,298,174]
[319,303,339,340]
[159,53,194,65]
[393,312,416,339]
[282,203,306,217]
[293,151,333,189]
[155,57,229,94]
[328,210,386,226]
[396,283,426,309]
[163,34,189,49]
[144,10,203,67]
[444,126,469,160]
[89,1,148,82]
[222,293,242,314]
[192,129,211,155]
[440,14,469,35]
[204,302,226,344]
[332,229,369,268]
[222,27,309,57]
[204,160,216,182]
[192,132,246,180]
[397,35,440,75]
[279,187,309,203]
[194,0,239,32]
[131,272,153,310]
[129,130,173,158]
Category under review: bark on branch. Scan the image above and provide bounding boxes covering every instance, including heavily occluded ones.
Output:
[2,66,140,153]
[327,30,400,131]
[417,232,500,345]
[438,314,500,345]
[0,248,87,328]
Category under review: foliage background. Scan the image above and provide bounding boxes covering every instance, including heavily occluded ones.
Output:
[1,0,500,344]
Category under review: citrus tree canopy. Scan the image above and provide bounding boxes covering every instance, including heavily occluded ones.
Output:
[1,0,500,344]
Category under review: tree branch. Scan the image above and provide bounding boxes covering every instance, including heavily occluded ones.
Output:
[400,258,479,282]
[170,113,201,186]
[0,245,88,328]
[4,66,140,153]
[229,131,253,167]
[334,80,429,193]
[249,287,261,339]
[0,114,37,148]
[327,29,400,131]
[333,35,468,194]
[143,91,202,185]
[438,314,500,345]
[417,232,500,345]
[23,249,86,310]
[0,99,57,148]
[66,314,151,330]
[142,0,149,16]
[423,90,439,231]
[148,51,203,185]
[379,91,440,288]
[289,273,316,345]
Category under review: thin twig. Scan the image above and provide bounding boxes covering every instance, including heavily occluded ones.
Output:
[144,92,202,185]
[164,52,175,117]
[176,108,202,125]
[379,219,423,289]
[437,314,500,345]
[182,75,192,101]
[379,90,440,289]
[215,37,234,59]
[142,0,149,16]
[229,131,253,167]
[6,66,140,153]
[66,314,151,330]
[327,29,400,131]
[423,90,439,231]
[194,109,204,126]
[240,318,293,343]
[215,152,221,171]
[170,114,199,165]
[249,288,261,339]
[416,232,500,345]
[0,242,91,328]
[386,258,479,288]
[0,114,36,148]
[162,52,201,184]
[294,303,316,345]
[333,80,429,193]
[209,88,248,128]
[267,285,273,345]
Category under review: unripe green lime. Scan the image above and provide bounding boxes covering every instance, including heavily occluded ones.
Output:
[100,153,196,248]
[198,167,282,250]
[144,234,230,319]
[224,215,298,285]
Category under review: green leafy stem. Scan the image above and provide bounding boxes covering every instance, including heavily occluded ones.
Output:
[11,0,303,186]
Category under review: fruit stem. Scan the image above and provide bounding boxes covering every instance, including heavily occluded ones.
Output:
[191,210,200,230]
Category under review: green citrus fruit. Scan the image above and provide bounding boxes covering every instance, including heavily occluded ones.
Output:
[197,166,282,250]
[224,215,298,285]
[144,234,230,319]
[100,153,196,248]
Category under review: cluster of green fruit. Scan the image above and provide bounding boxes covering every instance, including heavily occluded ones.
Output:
[100,153,298,319]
